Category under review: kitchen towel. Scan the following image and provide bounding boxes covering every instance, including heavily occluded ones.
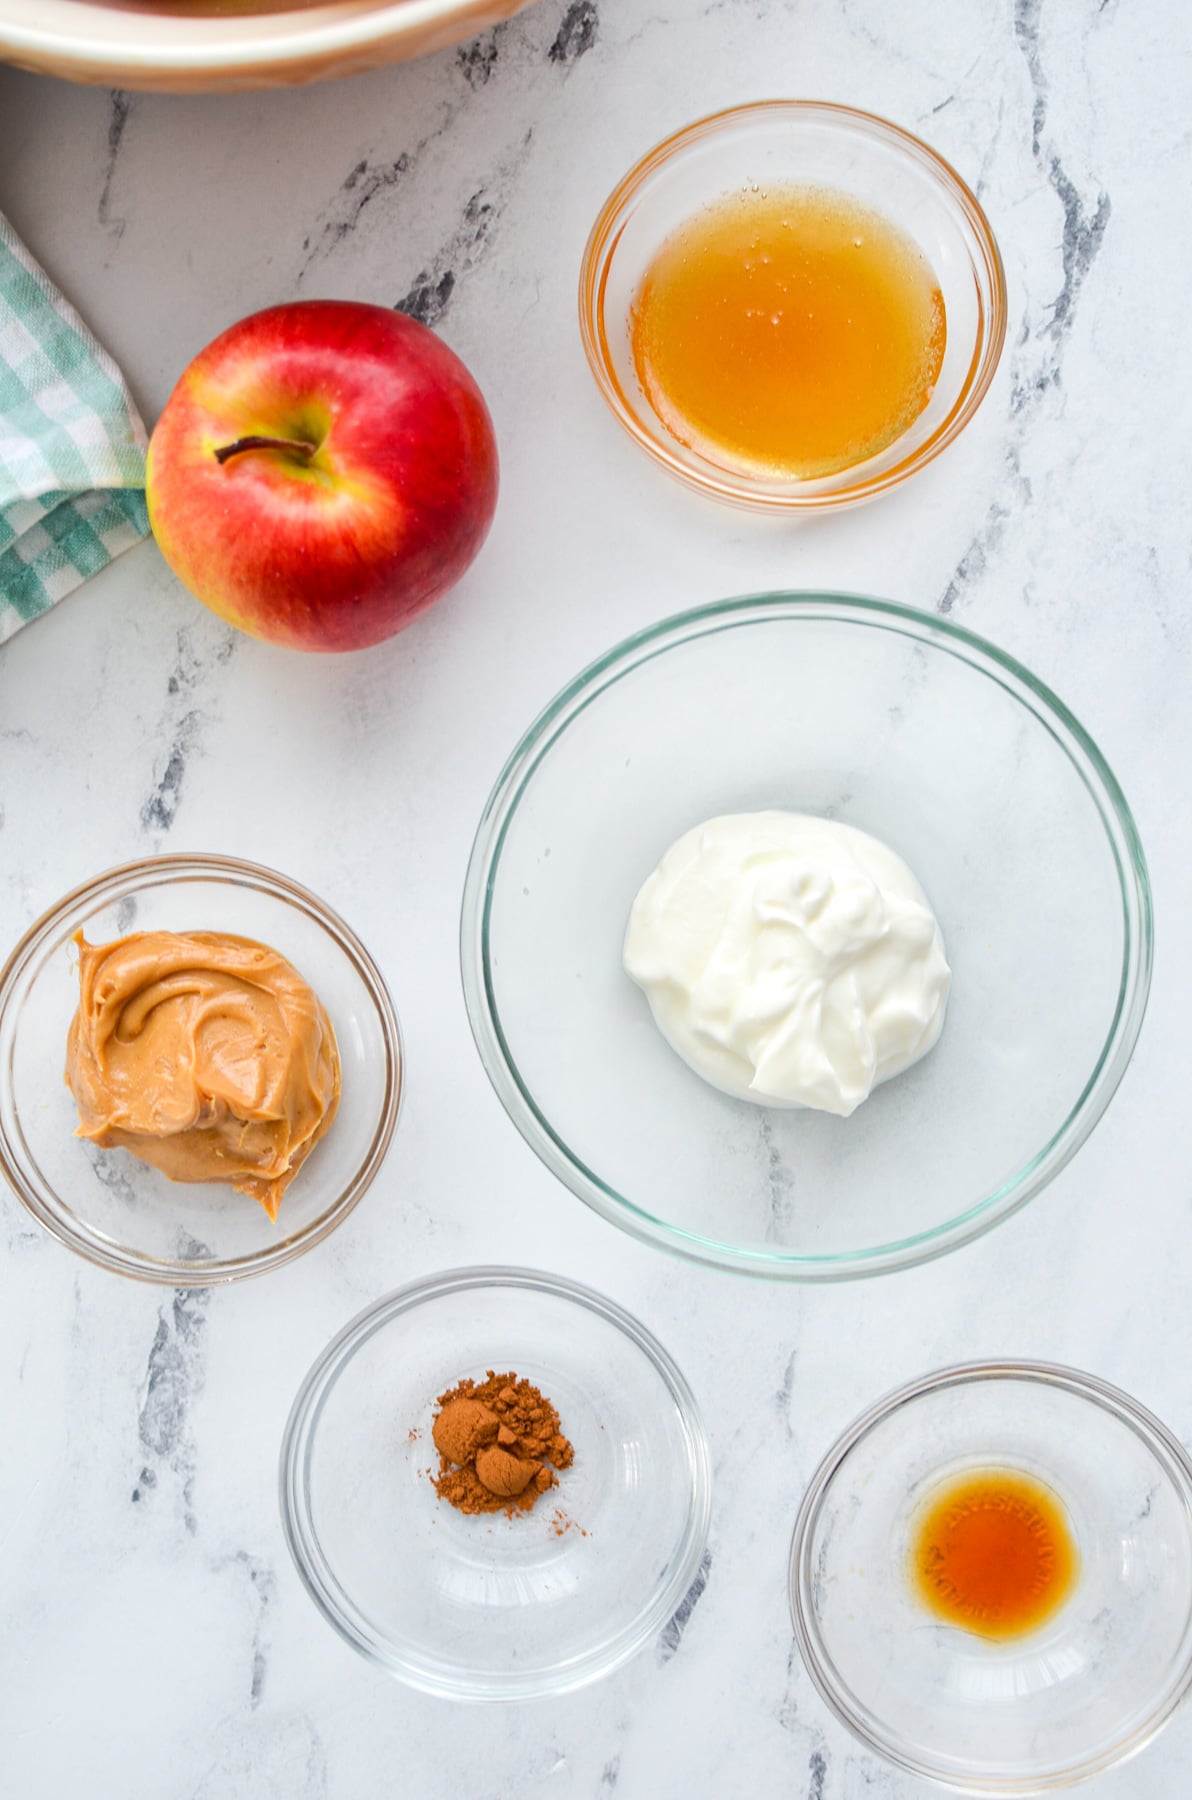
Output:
[0,210,149,645]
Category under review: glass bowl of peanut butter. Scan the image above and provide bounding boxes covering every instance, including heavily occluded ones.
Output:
[0,853,401,1283]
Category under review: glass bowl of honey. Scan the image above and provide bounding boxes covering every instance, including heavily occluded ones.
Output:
[579,100,1006,511]
[789,1362,1192,1792]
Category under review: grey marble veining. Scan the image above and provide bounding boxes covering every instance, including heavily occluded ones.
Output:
[1,2,1191,1795]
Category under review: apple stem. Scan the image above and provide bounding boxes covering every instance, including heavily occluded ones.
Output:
[213,434,318,466]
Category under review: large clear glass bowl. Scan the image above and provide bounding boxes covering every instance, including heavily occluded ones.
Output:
[0,854,401,1284]
[789,1362,1192,1792]
[279,1266,712,1699]
[579,101,1006,512]
[461,594,1151,1281]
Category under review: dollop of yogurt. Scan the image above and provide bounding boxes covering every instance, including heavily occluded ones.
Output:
[623,811,950,1116]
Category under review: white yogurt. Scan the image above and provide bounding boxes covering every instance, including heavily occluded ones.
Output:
[623,811,951,1116]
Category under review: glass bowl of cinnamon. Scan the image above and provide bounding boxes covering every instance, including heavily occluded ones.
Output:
[278,1266,712,1699]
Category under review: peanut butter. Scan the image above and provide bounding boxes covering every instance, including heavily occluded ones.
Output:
[65,929,341,1219]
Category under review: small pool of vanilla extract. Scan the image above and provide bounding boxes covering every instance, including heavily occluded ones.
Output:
[909,1467,1080,1640]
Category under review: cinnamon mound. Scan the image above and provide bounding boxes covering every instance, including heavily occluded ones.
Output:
[430,1371,574,1517]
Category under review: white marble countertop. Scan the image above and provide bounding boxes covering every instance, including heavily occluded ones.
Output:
[1,3,1190,1795]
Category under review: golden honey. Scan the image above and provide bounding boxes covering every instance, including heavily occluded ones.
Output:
[910,1468,1079,1640]
[630,184,946,480]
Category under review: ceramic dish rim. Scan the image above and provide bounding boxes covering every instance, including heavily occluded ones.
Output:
[0,850,403,1286]
[459,590,1152,1283]
[277,1263,714,1700]
[578,97,1008,513]
[0,0,510,71]
[787,1358,1192,1793]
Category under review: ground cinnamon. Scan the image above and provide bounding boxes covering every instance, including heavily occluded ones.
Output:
[429,1370,574,1517]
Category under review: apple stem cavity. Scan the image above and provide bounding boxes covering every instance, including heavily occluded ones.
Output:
[213,434,318,466]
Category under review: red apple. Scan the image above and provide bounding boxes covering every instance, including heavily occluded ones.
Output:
[146,300,499,653]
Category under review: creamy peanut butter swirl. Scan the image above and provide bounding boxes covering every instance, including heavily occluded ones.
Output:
[65,929,341,1219]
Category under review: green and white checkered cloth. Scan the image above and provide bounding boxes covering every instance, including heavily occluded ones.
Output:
[0,211,149,646]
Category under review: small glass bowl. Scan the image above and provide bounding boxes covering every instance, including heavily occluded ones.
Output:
[460,593,1151,1281]
[0,854,401,1285]
[789,1362,1192,1793]
[579,100,1006,512]
[278,1266,712,1699]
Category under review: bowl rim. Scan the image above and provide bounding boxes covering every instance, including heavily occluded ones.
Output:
[0,0,513,72]
[277,1262,714,1700]
[460,590,1153,1283]
[787,1358,1192,1793]
[0,850,403,1286]
[578,97,1008,513]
